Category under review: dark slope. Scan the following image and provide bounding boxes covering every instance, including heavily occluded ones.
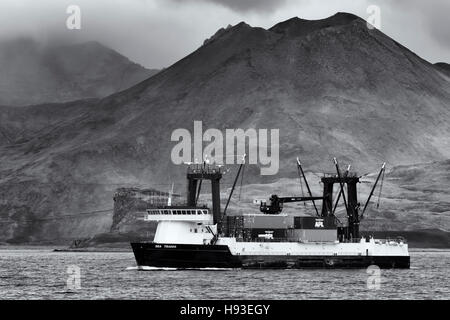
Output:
[435,62,450,77]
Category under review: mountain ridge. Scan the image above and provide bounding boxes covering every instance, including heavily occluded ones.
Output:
[435,62,450,77]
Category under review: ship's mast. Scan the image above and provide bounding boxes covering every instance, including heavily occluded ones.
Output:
[320,158,361,240]
[186,163,222,229]
[320,159,387,241]
[332,164,351,215]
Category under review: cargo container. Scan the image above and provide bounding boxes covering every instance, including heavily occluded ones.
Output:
[242,214,294,229]
[287,229,337,242]
[246,228,288,240]
[293,216,337,230]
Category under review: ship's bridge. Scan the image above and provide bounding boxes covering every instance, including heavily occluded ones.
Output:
[144,207,213,223]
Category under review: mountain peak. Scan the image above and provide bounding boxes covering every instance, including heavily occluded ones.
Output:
[434,62,450,77]
[330,12,361,22]
[234,21,251,29]
[435,62,450,69]
[203,13,364,47]
[203,22,252,45]
[269,12,363,37]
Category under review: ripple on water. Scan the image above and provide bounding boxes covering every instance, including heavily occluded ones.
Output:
[0,250,448,299]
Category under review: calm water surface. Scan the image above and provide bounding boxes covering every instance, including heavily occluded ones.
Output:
[0,249,448,299]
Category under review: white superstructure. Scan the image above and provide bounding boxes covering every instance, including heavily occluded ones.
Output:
[145,208,216,244]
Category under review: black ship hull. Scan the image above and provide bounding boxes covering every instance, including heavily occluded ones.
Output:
[131,243,410,269]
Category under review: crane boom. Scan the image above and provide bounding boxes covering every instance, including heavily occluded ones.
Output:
[296,157,320,216]
[259,194,325,214]
[223,155,246,216]
[361,162,386,218]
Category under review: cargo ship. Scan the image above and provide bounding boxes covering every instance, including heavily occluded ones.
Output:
[131,158,410,269]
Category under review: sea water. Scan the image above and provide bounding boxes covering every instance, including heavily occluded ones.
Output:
[0,249,448,299]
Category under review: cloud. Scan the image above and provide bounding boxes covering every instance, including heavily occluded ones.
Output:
[170,0,289,13]
[381,0,450,50]
[415,2,450,51]
[0,0,242,68]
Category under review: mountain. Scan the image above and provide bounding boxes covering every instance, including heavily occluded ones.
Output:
[0,39,159,106]
[435,62,450,77]
[0,13,449,244]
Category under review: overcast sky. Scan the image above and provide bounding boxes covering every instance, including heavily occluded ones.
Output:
[0,0,448,69]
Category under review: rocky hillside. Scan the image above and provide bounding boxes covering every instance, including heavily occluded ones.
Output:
[0,39,158,106]
[0,13,449,243]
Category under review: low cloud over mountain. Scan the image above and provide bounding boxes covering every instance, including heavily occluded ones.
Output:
[0,39,158,106]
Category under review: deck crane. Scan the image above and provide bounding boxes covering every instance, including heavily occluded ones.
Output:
[259,194,326,215]
[361,163,386,219]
